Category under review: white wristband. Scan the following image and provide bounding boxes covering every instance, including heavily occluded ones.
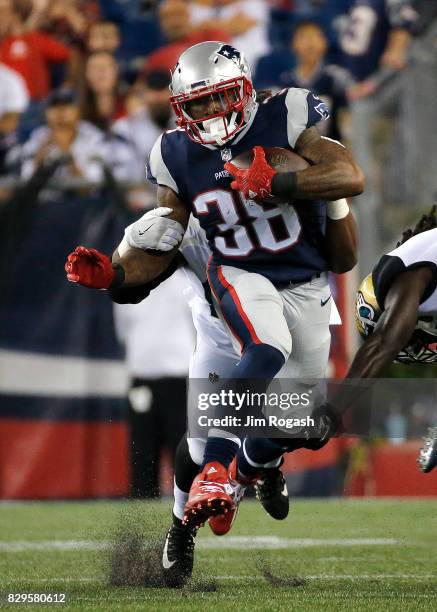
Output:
[327,198,349,220]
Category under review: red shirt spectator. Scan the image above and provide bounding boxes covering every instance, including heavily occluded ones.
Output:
[146,29,230,73]
[0,32,70,100]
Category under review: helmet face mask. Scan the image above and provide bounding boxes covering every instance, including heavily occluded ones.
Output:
[170,42,256,146]
[397,320,437,364]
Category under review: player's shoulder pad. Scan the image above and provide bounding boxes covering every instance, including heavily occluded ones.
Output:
[282,87,330,148]
[146,131,184,194]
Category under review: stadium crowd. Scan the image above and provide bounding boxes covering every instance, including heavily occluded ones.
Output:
[0,0,433,185]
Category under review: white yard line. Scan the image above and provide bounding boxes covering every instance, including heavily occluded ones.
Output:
[0,536,400,552]
[1,574,436,585]
[196,537,400,549]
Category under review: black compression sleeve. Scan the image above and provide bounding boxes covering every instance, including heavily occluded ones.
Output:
[109,264,125,290]
[271,172,297,198]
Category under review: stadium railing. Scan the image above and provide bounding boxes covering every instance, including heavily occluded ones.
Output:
[349,19,437,275]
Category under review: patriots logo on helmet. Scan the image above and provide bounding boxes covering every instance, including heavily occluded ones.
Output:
[216,44,241,64]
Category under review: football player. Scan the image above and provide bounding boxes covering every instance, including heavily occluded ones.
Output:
[106,196,357,587]
[302,207,437,478]
[66,41,364,531]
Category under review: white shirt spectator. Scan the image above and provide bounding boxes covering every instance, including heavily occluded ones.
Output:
[189,0,270,68]
[0,62,29,116]
[113,270,196,379]
[112,108,168,182]
[20,121,105,183]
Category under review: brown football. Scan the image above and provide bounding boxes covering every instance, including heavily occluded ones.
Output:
[230,146,309,204]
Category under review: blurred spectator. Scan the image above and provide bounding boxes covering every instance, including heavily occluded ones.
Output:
[145,0,230,73]
[340,0,418,100]
[189,0,271,67]
[23,0,97,44]
[86,20,137,88]
[87,20,121,55]
[0,62,29,175]
[0,0,71,100]
[23,0,101,88]
[285,20,354,139]
[79,51,125,132]
[112,70,173,182]
[113,270,196,499]
[100,0,165,61]
[21,88,104,183]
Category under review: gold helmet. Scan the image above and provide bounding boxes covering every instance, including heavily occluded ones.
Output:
[355,273,437,363]
[354,273,381,339]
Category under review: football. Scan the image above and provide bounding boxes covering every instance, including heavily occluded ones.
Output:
[229,146,309,203]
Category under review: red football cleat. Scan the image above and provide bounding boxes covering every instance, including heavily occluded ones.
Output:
[183,461,234,530]
[208,457,257,536]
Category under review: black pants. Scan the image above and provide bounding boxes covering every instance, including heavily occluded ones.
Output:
[128,377,187,498]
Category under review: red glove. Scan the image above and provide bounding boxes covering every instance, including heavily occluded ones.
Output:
[65,246,115,289]
[224,146,277,200]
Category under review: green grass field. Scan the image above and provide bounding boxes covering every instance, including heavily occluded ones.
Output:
[0,498,436,611]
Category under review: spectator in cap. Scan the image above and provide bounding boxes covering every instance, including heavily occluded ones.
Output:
[0,61,29,175]
[20,88,105,184]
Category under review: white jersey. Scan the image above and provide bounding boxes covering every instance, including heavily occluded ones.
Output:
[179,216,237,357]
[376,228,437,317]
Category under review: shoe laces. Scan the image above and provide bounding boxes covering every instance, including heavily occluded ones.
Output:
[256,469,284,500]
[197,480,226,494]
[168,524,196,557]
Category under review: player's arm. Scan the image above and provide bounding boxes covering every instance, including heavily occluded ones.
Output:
[111,187,188,286]
[65,187,189,290]
[325,199,358,273]
[225,136,364,203]
[346,267,432,379]
[329,266,433,418]
[274,127,365,201]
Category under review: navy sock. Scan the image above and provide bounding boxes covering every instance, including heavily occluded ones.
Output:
[201,436,239,470]
[199,345,284,471]
[237,438,284,478]
[232,343,285,379]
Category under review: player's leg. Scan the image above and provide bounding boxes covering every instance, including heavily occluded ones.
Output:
[163,336,239,586]
[184,264,292,527]
[236,273,333,515]
[163,434,198,588]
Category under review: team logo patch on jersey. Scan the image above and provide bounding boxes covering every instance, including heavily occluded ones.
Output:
[209,372,220,383]
[216,44,241,63]
[220,148,232,162]
[314,100,329,120]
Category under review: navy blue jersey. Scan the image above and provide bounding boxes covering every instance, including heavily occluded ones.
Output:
[147,87,330,287]
[340,0,417,81]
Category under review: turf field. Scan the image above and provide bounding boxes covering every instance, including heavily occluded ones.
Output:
[0,498,436,611]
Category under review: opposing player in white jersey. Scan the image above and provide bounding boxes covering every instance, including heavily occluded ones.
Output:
[312,208,437,479]
[65,41,364,533]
